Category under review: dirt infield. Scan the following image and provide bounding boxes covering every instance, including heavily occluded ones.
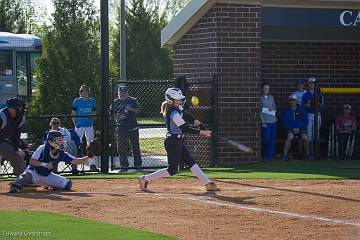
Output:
[0,179,359,240]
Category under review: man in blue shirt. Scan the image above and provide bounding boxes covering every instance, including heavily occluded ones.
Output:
[281,95,310,161]
[302,76,324,157]
[71,85,98,171]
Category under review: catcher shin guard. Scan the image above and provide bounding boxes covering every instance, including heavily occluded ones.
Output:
[63,180,72,190]
[9,184,21,193]
[10,172,33,193]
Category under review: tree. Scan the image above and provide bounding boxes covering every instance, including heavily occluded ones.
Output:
[111,0,173,79]
[0,0,39,33]
[158,0,191,20]
[27,0,100,139]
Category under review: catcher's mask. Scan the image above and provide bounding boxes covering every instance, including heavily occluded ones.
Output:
[47,130,65,150]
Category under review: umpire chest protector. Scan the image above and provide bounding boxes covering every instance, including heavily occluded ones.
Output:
[0,108,24,140]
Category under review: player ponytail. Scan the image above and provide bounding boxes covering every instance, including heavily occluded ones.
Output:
[160,101,169,117]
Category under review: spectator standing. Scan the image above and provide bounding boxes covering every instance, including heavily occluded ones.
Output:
[302,76,324,157]
[71,85,98,171]
[292,80,307,105]
[336,104,357,160]
[109,85,142,169]
[260,83,277,161]
[280,95,310,161]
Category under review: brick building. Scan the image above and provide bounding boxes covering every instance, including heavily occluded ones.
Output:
[161,0,360,165]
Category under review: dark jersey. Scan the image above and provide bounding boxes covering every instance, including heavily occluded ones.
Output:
[110,96,139,129]
[166,106,199,135]
[0,108,25,149]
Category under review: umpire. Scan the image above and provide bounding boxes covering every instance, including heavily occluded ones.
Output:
[110,85,142,168]
[0,97,27,176]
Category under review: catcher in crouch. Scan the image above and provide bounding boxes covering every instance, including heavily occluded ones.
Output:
[9,130,99,193]
[139,87,220,192]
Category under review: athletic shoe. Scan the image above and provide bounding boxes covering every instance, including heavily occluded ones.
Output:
[9,184,21,193]
[205,182,220,191]
[71,169,80,175]
[90,164,99,172]
[281,155,289,162]
[138,176,148,191]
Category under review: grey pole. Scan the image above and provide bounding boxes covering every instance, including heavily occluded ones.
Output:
[120,0,126,81]
[314,78,319,160]
[100,0,110,173]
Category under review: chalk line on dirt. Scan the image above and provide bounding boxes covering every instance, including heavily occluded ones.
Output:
[142,192,360,228]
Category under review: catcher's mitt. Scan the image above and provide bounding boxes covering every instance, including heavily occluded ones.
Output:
[86,139,101,158]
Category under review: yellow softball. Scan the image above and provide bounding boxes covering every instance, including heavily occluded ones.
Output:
[191,96,199,107]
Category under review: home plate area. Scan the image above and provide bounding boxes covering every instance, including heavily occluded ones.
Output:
[0,179,359,240]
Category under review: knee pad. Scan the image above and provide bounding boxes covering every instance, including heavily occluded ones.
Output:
[14,172,33,188]
[167,167,177,176]
[63,180,72,190]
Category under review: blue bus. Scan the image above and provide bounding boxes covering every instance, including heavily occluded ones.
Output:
[0,32,42,108]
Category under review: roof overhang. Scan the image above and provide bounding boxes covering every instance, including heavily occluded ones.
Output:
[161,0,360,48]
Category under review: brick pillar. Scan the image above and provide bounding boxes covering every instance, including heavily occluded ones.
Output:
[173,3,262,165]
[215,3,261,164]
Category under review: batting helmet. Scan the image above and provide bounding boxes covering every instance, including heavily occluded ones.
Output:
[165,88,186,105]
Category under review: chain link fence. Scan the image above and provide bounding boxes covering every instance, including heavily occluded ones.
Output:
[110,79,215,171]
[1,79,216,176]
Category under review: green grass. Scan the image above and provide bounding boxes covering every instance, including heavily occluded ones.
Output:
[57,160,360,180]
[137,117,165,125]
[2,160,360,181]
[0,211,175,240]
[140,137,166,155]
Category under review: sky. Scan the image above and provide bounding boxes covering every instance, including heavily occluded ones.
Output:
[33,0,180,24]
[34,0,102,24]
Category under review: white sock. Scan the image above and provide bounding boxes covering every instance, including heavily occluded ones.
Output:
[144,169,170,181]
[190,164,211,185]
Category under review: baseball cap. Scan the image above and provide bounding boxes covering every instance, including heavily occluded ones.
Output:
[343,104,351,109]
[118,85,128,93]
[308,76,316,82]
[288,94,297,101]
